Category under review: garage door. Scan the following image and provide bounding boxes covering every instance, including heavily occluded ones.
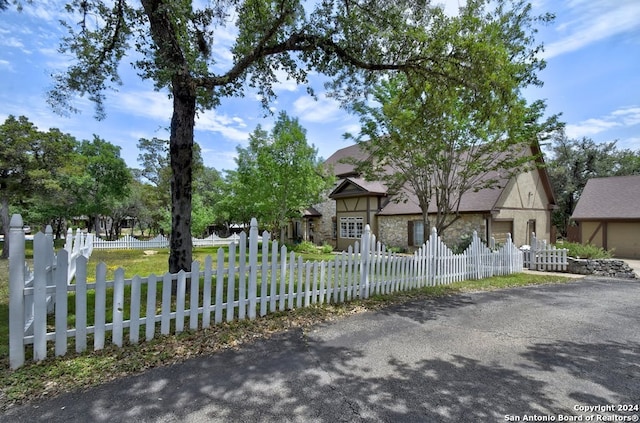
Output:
[608,222,640,259]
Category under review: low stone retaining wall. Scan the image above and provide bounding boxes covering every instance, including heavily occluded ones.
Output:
[567,258,638,279]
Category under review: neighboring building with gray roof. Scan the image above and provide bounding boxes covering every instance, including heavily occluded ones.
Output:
[311,142,557,251]
[570,175,640,258]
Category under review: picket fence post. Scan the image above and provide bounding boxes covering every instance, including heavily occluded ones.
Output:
[360,225,371,299]
[529,232,537,270]
[248,218,259,320]
[9,214,26,369]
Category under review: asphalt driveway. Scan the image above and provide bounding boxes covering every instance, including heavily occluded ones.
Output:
[2,277,639,423]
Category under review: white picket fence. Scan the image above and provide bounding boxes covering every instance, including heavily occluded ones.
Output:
[8,214,94,367]
[91,233,241,249]
[8,214,524,369]
[521,232,568,271]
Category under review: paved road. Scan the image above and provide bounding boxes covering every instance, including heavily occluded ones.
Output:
[3,277,639,423]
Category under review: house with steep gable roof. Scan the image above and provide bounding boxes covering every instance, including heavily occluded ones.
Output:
[570,175,640,258]
[310,142,557,251]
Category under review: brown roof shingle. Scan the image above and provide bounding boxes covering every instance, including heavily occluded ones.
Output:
[325,143,516,214]
[571,175,640,220]
[323,144,370,177]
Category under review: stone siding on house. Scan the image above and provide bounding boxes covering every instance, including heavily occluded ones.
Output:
[312,199,336,246]
[378,214,487,251]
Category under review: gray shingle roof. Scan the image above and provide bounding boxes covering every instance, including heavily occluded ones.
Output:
[571,175,640,220]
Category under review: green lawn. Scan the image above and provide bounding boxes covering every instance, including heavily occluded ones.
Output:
[0,243,575,411]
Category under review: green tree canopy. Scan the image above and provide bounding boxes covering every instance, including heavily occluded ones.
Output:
[75,136,132,233]
[233,112,334,242]
[547,134,640,237]
[0,115,77,257]
[349,0,561,240]
[28,0,523,273]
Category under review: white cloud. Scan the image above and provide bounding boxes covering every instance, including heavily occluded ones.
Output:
[195,110,250,142]
[341,122,362,138]
[1,37,25,48]
[543,1,640,59]
[271,68,306,93]
[22,0,68,23]
[611,107,640,126]
[0,60,13,71]
[293,95,343,123]
[112,90,172,121]
[565,106,640,138]
[565,119,619,138]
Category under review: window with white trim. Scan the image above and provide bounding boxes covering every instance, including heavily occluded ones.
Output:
[340,217,364,239]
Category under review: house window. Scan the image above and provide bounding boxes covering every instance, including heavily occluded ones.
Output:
[340,217,363,239]
[412,220,424,246]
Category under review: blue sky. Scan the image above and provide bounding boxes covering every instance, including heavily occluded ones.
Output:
[1,0,639,172]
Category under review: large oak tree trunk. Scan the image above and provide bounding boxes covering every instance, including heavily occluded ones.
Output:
[168,79,196,274]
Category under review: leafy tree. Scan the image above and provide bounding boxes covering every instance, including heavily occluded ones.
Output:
[137,137,170,188]
[137,138,221,236]
[547,134,640,237]
[349,1,560,240]
[35,0,500,273]
[192,166,225,236]
[234,112,334,243]
[75,136,132,234]
[216,169,257,233]
[0,116,76,258]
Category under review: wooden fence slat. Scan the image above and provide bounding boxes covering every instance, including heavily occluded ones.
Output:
[202,256,213,329]
[190,261,200,330]
[260,231,269,317]
[161,272,172,335]
[304,261,311,307]
[176,270,186,333]
[215,248,225,324]
[54,250,69,357]
[318,261,325,305]
[338,258,345,301]
[113,268,125,347]
[146,274,157,341]
[94,262,107,350]
[75,256,88,353]
[288,251,295,310]
[278,245,287,311]
[32,233,48,362]
[270,241,278,313]
[130,275,141,344]
[226,245,236,322]
[296,257,304,308]
[238,232,247,320]
[248,220,259,320]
